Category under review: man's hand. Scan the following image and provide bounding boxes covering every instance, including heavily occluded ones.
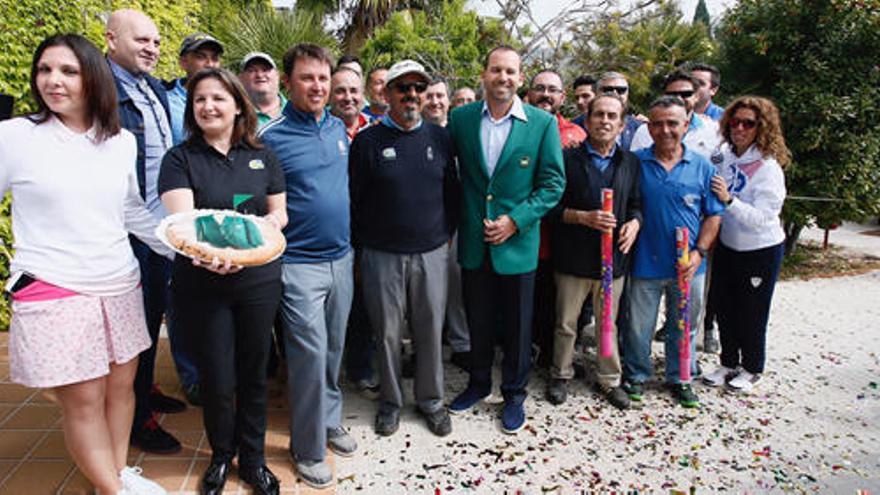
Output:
[679,250,702,281]
[483,215,518,245]
[579,209,617,232]
[193,256,243,275]
[617,219,640,254]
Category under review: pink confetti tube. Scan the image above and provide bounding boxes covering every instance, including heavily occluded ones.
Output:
[676,227,692,382]
[600,188,614,358]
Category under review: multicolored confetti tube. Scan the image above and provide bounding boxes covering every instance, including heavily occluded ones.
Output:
[600,188,614,358]
[676,227,692,382]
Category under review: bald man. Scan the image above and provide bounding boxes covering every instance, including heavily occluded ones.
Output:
[106,9,185,456]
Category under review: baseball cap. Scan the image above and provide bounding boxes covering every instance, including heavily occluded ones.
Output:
[241,52,277,70]
[179,33,224,56]
[385,60,430,85]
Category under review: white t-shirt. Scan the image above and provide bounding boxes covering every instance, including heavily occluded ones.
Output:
[630,113,721,160]
[0,116,171,296]
[712,143,786,251]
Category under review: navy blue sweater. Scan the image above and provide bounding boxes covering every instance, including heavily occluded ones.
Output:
[349,121,459,253]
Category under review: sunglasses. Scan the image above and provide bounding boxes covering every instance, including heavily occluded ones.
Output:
[392,81,428,93]
[600,86,628,95]
[729,117,757,130]
[665,90,695,99]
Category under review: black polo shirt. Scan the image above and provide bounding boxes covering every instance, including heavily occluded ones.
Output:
[158,136,286,288]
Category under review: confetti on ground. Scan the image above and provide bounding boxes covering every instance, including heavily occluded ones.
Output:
[331,271,880,493]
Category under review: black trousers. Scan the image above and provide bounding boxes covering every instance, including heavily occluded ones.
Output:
[531,259,555,368]
[714,241,784,374]
[463,263,535,406]
[173,271,281,468]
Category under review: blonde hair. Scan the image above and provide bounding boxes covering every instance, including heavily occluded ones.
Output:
[720,95,792,168]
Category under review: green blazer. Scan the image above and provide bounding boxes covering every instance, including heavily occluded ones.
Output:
[448,100,565,275]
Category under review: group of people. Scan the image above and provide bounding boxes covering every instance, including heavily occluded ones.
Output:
[0,7,793,495]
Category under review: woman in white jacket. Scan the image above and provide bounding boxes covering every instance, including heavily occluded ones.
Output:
[702,96,791,393]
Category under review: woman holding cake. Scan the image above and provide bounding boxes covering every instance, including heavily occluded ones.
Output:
[158,67,286,495]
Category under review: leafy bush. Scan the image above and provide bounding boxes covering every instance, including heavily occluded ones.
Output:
[0,0,200,330]
[716,0,880,250]
[359,0,512,89]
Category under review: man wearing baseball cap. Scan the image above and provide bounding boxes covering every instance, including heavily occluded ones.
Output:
[166,32,223,145]
[350,59,459,437]
[239,52,287,128]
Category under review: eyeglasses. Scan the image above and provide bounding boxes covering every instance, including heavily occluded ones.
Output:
[392,81,428,93]
[665,90,695,99]
[599,86,628,95]
[531,84,563,95]
[729,117,757,130]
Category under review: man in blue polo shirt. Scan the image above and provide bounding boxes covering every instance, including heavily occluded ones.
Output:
[621,96,724,408]
[258,43,355,489]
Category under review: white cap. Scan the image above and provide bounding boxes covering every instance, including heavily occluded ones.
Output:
[241,52,276,70]
[385,59,430,84]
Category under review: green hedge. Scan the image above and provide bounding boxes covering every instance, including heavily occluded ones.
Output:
[0,0,201,329]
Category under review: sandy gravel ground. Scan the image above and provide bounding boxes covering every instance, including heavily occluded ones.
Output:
[334,270,880,494]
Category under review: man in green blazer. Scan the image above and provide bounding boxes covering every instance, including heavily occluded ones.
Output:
[446,46,565,434]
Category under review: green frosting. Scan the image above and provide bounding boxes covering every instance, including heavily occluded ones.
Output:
[195,214,264,249]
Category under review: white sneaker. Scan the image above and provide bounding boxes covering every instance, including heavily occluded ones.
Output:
[727,370,760,392]
[119,466,167,495]
[702,365,738,387]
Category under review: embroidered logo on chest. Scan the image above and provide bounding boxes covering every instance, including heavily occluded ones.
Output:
[426,146,434,161]
[382,147,397,159]
[248,159,265,170]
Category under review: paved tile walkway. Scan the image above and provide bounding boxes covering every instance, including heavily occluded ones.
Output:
[2,269,880,493]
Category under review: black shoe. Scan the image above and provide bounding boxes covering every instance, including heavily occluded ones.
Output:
[239,465,280,495]
[149,385,186,413]
[545,378,568,405]
[668,383,700,408]
[654,327,667,342]
[402,354,415,379]
[183,383,202,407]
[621,381,644,402]
[199,461,229,495]
[130,416,182,454]
[449,351,470,372]
[605,386,631,410]
[419,408,452,437]
[375,408,400,436]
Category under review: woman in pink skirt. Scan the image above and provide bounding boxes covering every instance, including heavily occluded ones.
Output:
[0,34,171,495]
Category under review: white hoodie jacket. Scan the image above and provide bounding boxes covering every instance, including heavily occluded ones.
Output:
[713,143,786,251]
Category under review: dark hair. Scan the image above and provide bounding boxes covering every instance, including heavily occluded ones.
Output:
[587,93,626,121]
[529,69,562,88]
[282,43,334,78]
[572,74,597,91]
[684,62,721,88]
[648,95,687,112]
[483,45,519,69]
[366,66,387,81]
[184,68,261,149]
[663,69,699,92]
[29,34,120,143]
[337,54,360,67]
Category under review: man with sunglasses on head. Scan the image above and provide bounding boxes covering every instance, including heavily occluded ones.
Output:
[580,72,644,151]
[630,70,720,159]
[350,60,459,438]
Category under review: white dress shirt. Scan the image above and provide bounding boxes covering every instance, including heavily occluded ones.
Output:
[480,96,527,176]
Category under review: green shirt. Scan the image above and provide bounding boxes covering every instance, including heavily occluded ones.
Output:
[256,93,288,129]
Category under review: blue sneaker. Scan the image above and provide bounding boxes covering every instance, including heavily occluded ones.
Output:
[448,387,489,414]
[500,401,525,434]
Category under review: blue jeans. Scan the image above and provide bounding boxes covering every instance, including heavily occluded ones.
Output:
[623,274,705,385]
[279,251,353,462]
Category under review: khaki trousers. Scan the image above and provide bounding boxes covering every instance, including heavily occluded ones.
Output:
[552,273,624,389]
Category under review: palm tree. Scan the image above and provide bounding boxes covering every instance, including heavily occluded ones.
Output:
[297,0,430,53]
[216,5,339,70]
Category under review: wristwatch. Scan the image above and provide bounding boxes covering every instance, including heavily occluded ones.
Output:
[725,196,734,206]
[696,246,708,258]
